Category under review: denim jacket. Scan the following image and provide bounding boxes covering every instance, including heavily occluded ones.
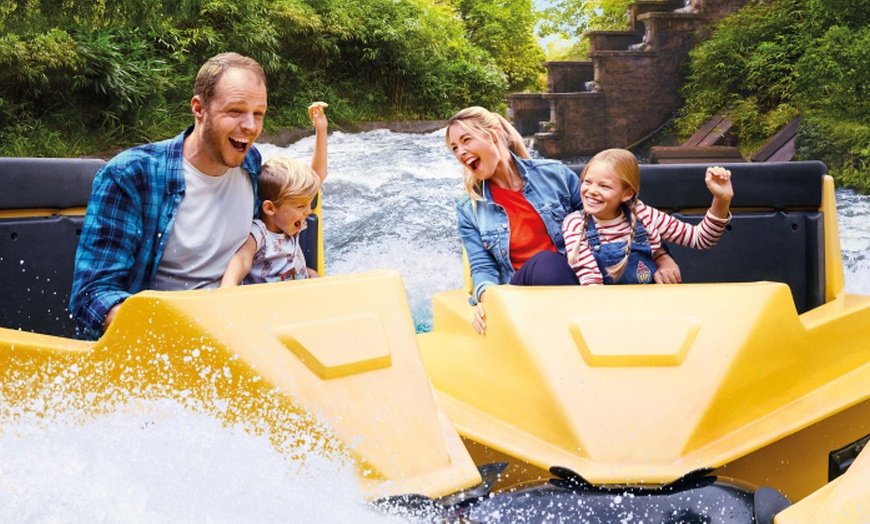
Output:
[456,154,581,303]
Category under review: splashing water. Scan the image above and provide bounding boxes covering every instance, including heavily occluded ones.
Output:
[260,128,467,333]
[2,128,870,522]
[0,401,384,523]
[835,187,870,294]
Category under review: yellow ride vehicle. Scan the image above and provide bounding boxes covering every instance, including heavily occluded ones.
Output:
[1,157,867,522]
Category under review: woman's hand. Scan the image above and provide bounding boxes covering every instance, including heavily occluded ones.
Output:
[471,302,486,334]
[471,292,487,335]
[653,252,682,284]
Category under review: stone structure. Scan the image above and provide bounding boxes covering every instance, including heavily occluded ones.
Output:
[508,0,749,158]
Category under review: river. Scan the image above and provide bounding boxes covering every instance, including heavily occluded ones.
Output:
[1,128,868,522]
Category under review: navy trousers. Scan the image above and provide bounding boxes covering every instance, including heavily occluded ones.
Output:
[510,250,579,286]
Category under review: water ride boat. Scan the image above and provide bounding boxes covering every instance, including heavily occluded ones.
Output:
[1,156,868,521]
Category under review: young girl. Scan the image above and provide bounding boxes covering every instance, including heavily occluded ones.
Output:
[221,102,328,285]
[562,148,733,285]
[221,157,321,285]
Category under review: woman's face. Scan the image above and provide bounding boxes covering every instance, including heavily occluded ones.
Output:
[581,163,635,220]
[447,122,502,181]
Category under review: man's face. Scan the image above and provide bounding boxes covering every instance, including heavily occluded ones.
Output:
[195,68,267,171]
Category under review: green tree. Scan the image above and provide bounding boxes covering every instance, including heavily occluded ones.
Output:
[0,0,513,156]
[455,0,546,92]
[538,0,633,37]
[678,0,870,191]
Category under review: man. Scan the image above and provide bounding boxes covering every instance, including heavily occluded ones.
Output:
[70,52,267,339]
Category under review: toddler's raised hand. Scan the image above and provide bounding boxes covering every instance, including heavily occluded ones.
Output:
[308,102,329,132]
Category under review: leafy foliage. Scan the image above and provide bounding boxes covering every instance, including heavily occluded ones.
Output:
[456,0,545,92]
[0,0,534,156]
[537,0,633,58]
[678,0,870,190]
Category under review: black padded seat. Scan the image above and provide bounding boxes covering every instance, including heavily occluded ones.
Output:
[0,157,104,210]
[567,161,828,313]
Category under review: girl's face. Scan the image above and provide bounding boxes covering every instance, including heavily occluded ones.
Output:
[581,163,635,220]
[263,197,313,236]
[447,122,502,181]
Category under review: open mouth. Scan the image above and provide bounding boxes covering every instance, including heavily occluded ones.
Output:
[296,220,307,231]
[466,157,481,173]
[228,137,249,153]
[583,195,602,208]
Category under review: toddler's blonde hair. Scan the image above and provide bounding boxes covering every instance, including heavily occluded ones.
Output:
[258,157,320,206]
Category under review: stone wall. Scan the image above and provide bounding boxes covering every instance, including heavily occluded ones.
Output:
[510,0,750,158]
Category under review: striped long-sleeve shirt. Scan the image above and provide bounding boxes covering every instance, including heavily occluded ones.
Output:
[562,200,730,285]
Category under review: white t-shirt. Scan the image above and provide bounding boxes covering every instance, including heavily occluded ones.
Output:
[245,218,309,283]
[152,160,254,291]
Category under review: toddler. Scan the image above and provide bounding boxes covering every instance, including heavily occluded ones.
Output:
[222,102,328,285]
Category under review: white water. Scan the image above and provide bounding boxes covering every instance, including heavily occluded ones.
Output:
[268,128,870,322]
[1,129,869,522]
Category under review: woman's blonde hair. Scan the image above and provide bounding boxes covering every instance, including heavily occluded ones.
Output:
[567,148,641,281]
[257,157,320,207]
[446,106,530,201]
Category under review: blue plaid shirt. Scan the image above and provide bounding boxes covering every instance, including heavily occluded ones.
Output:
[70,126,261,339]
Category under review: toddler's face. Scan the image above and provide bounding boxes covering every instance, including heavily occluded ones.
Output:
[271,197,313,236]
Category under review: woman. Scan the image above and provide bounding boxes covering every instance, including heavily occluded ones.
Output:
[446,107,681,334]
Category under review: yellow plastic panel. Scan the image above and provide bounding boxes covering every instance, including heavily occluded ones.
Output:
[570,315,699,366]
[0,270,481,500]
[419,280,870,492]
[277,314,391,379]
[821,175,845,301]
[775,445,870,523]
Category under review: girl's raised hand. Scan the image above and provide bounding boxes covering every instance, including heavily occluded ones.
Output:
[706,165,733,219]
[705,166,734,200]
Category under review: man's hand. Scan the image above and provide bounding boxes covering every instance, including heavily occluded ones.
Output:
[103,303,121,332]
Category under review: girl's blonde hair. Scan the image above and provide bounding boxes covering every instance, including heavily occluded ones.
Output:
[446,106,530,201]
[257,157,320,207]
[568,148,641,281]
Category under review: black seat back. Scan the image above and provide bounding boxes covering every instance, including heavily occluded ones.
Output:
[0,157,103,337]
[0,157,320,337]
[568,161,827,313]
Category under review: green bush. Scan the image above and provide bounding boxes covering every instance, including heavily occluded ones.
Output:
[0,0,527,156]
[678,0,870,191]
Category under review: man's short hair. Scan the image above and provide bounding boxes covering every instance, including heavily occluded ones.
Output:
[194,52,266,108]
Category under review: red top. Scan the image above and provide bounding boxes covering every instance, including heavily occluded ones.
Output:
[490,183,556,271]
